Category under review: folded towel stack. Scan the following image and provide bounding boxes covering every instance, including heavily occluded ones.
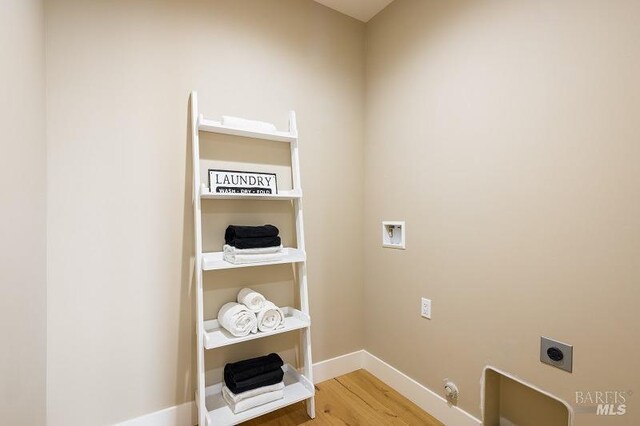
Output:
[217,288,285,337]
[223,225,283,264]
[222,353,285,414]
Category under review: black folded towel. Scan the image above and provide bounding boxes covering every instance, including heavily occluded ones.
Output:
[224,367,284,394]
[224,353,284,382]
[224,353,285,394]
[228,236,281,249]
[225,225,279,244]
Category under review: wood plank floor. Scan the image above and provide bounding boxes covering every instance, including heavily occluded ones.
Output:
[241,369,444,426]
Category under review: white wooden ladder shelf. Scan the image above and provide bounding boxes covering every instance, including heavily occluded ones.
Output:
[190,91,315,425]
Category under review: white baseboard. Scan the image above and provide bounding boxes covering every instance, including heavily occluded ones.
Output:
[312,349,365,383]
[119,350,480,426]
[117,401,196,426]
[362,351,481,426]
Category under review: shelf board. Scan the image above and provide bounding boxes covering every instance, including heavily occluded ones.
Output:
[202,248,306,271]
[201,189,302,201]
[205,364,314,426]
[203,307,310,349]
[198,117,297,143]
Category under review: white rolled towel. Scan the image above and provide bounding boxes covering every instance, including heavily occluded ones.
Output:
[222,115,277,133]
[237,288,266,313]
[257,301,285,332]
[217,302,257,337]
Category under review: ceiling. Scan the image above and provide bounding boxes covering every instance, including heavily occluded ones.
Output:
[313,0,394,22]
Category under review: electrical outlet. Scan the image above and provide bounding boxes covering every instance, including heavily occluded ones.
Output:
[540,336,573,373]
[421,297,431,319]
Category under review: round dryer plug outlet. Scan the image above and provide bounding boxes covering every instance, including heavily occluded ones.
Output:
[443,379,459,403]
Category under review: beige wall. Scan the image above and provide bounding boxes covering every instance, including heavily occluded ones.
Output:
[365,0,640,424]
[0,0,47,425]
[40,0,640,424]
[45,0,364,424]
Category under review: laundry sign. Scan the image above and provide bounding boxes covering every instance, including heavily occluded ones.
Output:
[208,169,278,195]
